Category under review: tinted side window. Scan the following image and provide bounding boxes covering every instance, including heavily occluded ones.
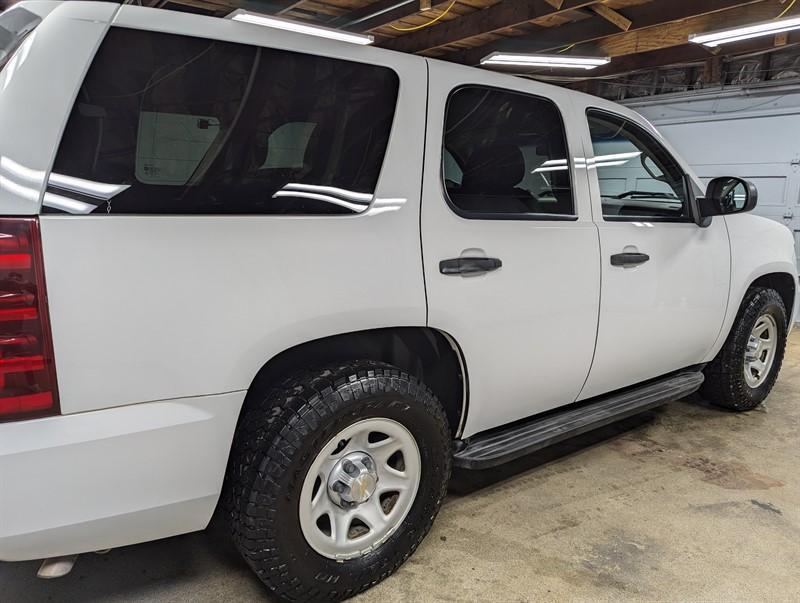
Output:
[443,86,574,218]
[46,28,399,215]
[587,110,688,220]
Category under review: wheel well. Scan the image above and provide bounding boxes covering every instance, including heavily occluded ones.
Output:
[242,327,467,436]
[750,272,796,319]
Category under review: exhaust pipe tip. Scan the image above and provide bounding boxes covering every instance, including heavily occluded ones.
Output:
[37,555,78,579]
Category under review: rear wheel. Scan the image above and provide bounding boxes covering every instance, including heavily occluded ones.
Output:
[700,287,788,411]
[226,361,451,601]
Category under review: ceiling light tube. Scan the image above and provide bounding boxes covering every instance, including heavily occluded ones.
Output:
[593,151,642,163]
[533,165,570,173]
[228,10,374,45]
[481,52,611,70]
[591,160,630,168]
[689,16,800,47]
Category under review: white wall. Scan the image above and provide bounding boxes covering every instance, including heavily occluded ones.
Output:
[624,83,800,262]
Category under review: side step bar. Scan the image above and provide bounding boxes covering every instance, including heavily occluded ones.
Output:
[454,371,704,470]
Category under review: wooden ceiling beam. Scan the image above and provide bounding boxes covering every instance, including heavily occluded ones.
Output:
[221,0,310,14]
[560,29,800,84]
[594,35,796,78]
[328,0,451,31]
[447,0,768,65]
[590,4,631,32]
[380,0,599,53]
[593,2,791,57]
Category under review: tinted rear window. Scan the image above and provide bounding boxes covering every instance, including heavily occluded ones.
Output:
[47,28,399,215]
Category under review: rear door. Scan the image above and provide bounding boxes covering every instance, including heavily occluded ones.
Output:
[422,62,601,438]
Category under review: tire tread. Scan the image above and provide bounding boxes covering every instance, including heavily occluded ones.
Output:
[701,286,787,411]
[226,361,451,602]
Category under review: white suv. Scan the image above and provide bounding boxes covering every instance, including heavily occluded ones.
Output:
[0,2,797,600]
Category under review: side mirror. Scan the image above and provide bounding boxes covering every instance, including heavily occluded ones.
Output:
[699,176,758,218]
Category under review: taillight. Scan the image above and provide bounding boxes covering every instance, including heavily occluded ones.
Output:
[0,218,58,421]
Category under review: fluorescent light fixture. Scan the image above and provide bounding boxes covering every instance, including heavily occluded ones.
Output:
[0,175,40,202]
[228,10,374,45]
[593,151,642,163]
[481,52,610,70]
[534,165,569,173]
[591,160,629,168]
[48,173,130,200]
[689,16,800,47]
[0,156,44,183]
[533,158,569,173]
[42,192,97,215]
[281,183,373,203]
[272,190,370,213]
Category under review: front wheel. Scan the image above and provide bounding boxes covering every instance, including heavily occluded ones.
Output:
[701,287,788,411]
[226,361,452,601]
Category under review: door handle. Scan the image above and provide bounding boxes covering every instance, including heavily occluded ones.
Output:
[610,252,650,267]
[440,257,502,275]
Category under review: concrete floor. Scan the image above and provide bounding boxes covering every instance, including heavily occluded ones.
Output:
[3,332,799,602]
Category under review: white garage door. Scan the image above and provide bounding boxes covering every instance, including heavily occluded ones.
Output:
[637,108,800,262]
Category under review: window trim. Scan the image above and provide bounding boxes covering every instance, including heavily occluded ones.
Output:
[585,107,694,224]
[441,84,578,222]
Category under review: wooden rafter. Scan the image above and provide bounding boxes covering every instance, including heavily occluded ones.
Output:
[590,4,631,32]
[328,0,452,31]
[571,30,800,79]
[381,0,599,53]
[589,1,790,58]
[443,0,768,65]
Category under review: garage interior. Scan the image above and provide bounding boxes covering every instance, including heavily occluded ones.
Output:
[1,0,799,601]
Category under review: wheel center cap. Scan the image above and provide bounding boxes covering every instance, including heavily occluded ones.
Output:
[351,473,377,502]
[327,452,379,508]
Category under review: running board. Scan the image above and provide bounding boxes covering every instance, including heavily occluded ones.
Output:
[454,371,704,470]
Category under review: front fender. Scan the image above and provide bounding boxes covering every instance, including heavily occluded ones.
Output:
[703,214,797,362]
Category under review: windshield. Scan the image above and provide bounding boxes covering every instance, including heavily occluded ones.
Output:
[0,6,40,72]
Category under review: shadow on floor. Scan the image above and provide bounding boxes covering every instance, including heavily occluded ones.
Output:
[449,411,659,496]
[0,517,268,603]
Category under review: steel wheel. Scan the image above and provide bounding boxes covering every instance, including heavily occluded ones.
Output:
[744,313,778,388]
[299,417,421,560]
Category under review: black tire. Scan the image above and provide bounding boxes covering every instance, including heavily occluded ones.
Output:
[700,287,788,411]
[225,361,452,602]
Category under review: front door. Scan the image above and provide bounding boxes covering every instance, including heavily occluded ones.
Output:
[578,108,730,400]
[421,62,601,437]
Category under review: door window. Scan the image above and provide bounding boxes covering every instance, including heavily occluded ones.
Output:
[587,110,688,220]
[443,86,574,219]
[47,28,398,215]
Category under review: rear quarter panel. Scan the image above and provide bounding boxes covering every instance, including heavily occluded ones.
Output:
[33,6,429,413]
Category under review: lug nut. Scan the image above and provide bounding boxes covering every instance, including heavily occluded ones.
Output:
[343,460,358,476]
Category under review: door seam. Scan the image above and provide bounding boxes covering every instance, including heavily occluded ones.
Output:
[574,131,602,402]
[420,59,431,326]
